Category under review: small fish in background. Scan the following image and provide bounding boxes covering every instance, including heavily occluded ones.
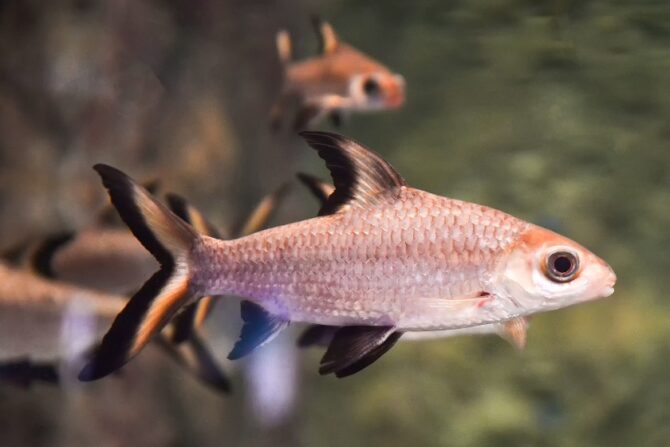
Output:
[80,131,615,382]
[0,261,228,391]
[295,172,529,350]
[270,16,405,131]
[30,228,157,296]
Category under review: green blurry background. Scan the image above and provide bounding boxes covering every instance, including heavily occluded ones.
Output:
[1,1,668,446]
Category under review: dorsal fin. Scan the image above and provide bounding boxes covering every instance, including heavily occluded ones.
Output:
[299,131,406,215]
[276,30,292,65]
[311,15,340,55]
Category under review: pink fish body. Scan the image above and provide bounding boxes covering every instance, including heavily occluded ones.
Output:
[194,186,613,330]
[81,131,616,380]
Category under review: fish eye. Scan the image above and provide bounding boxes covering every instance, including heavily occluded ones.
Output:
[545,251,579,283]
[362,77,380,96]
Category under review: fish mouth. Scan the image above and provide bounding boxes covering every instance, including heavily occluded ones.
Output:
[385,92,405,108]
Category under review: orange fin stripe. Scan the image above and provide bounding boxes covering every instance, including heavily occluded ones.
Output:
[131,276,191,356]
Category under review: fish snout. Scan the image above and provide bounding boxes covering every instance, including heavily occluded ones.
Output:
[384,75,405,108]
[600,263,617,298]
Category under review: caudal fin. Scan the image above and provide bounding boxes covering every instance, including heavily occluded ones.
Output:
[79,165,199,381]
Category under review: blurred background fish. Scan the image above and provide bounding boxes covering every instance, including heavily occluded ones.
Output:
[271,16,405,131]
[0,260,228,392]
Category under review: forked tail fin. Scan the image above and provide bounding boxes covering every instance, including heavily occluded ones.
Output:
[79,165,200,381]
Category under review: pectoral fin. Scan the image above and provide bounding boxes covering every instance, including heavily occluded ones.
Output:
[228,301,289,360]
[500,317,529,350]
[299,131,406,215]
[319,326,402,378]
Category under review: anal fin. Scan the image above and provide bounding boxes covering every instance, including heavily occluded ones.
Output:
[319,326,402,378]
[228,301,289,360]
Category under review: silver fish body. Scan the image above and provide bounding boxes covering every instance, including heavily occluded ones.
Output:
[82,131,615,380]
[194,188,527,330]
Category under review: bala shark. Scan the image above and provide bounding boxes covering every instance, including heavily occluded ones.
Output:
[80,131,615,381]
[271,17,405,131]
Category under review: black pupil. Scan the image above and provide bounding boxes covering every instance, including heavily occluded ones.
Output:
[553,255,573,274]
[363,78,380,96]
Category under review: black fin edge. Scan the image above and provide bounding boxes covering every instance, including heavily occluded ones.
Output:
[79,267,172,381]
[318,326,401,377]
[30,232,75,278]
[93,164,173,267]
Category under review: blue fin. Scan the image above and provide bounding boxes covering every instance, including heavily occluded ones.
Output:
[228,301,289,360]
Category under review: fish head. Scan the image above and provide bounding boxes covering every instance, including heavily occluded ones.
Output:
[496,225,616,314]
[346,71,405,111]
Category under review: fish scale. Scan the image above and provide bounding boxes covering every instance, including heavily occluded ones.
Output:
[192,188,528,330]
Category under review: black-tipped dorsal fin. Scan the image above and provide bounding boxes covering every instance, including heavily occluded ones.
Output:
[276,30,292,65]
[319,326,402,378]
[311,15,340,55]
[166,193,224,239]
[228,301,289,360]
[299,131,406,215]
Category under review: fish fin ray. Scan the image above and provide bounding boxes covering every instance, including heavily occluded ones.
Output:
[299,131,406,215]
[311,15,340,55]
[500,317,529,350]
[227,301,289,360]
[319,326,401,377]
[276,29,292,65]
